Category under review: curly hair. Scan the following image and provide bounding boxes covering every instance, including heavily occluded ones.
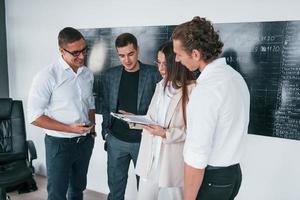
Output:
[172,16,223,62]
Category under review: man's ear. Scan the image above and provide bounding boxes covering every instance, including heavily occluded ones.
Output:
[191,49,202,61]
[59,47,64,55]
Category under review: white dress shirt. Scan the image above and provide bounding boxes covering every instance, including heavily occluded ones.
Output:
[183,58,250,169]
[27,57,95,138]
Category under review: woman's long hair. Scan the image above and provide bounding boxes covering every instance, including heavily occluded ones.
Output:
[157,41,195,125]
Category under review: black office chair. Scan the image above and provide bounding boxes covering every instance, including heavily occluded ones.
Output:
[0,98,37,200]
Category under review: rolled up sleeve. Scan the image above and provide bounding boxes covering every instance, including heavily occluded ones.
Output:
[27,71,53,123]
[183,88,219,169]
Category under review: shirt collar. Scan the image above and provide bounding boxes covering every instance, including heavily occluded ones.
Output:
[58,56,85,74]
[59,56,72,70]
[197,57,226,83]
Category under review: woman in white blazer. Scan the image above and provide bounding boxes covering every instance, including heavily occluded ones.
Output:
[135,41,196,200]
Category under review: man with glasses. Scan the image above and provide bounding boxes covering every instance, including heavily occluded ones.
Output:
[27,27,96,200]
[100,33,160,200]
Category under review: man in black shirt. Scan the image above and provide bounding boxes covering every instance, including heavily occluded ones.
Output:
[100,33,160,200]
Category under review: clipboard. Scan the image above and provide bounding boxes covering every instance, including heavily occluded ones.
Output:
[110,112,158,125]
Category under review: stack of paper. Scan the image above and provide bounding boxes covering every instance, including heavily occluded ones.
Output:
[110,112,158,125]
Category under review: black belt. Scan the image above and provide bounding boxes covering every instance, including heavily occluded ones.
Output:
[206,163,239,170]
[46,132,93,144]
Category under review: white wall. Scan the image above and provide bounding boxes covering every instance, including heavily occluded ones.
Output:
[5,0,300,199]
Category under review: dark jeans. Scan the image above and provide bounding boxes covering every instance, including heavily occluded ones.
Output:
[196,164,242,200]
[106,134,140,200]
[45,134,94,200]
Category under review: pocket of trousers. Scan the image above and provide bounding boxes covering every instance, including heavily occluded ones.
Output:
[208,183,233,188]
[205,182,234,200]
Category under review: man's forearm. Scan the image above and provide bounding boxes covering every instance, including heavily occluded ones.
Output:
[184,162,205,200]
[32,115,74,133]
[32,115,91,134]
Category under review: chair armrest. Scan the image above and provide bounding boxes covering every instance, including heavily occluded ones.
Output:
[27,140,37,162]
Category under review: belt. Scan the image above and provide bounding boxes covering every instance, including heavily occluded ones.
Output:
[206,163,239,170]
[74,133,92,143]
[46,132,93,144]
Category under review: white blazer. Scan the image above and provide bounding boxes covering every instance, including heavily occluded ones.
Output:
[135,82,194,187]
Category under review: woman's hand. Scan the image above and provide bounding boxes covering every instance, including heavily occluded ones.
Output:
[141,124,166,138]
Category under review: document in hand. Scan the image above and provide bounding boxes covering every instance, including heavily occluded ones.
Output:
[110,112,158,125]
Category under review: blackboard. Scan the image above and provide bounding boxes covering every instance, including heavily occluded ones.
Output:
[80,20,300,141]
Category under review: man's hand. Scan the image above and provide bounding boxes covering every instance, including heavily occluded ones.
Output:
[70,123,94,134]
[128,123,143,130]
[32,115,93,134]
[118,110,134,115]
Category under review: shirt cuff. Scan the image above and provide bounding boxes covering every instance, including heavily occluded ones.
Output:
[183,146,208,169]
[27,110,44,124]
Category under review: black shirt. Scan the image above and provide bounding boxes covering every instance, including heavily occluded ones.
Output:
[111,69,141,143]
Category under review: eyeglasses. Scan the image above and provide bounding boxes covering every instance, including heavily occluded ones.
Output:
[154,60,167,67]
[63,47,87,57]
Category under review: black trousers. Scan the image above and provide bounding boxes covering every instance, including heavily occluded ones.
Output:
[45,134,94,200]
[196,164,242,200]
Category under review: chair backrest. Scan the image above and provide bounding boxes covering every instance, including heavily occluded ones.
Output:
[0,98,27,163]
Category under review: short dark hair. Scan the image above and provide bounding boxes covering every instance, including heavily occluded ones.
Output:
[58,27,84,48]
[172,16,223,62]
[115,33,138,49]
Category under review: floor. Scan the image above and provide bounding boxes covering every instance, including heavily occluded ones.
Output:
[7,175,107,200]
